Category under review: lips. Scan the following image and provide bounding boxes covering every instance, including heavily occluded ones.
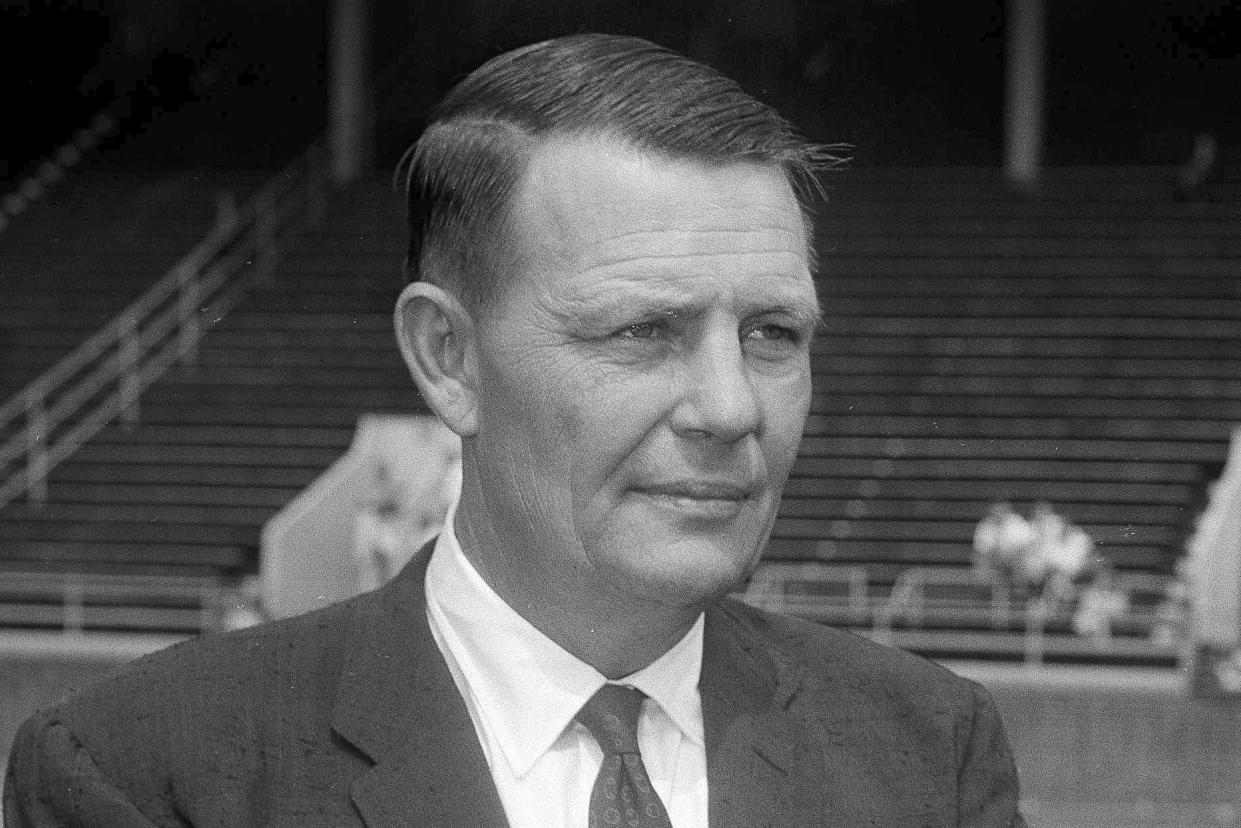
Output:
[628,479,763,522]
[636,480,755,501]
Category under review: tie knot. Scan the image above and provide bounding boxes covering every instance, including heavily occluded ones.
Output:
[576,684,644,755]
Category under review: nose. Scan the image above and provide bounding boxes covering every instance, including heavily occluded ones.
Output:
[670,334,762,443]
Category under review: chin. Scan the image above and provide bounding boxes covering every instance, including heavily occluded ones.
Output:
[604,536,762,609]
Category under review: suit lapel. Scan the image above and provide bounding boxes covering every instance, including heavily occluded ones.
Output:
[702,601,826,828]
[329,555,832,828]
[332,548,509,828]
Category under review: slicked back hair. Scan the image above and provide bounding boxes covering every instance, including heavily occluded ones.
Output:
[397,33,843,309]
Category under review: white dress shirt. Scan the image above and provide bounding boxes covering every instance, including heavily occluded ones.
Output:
[424,527,709,828]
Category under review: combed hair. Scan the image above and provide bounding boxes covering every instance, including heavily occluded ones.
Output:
[397,33,846,307]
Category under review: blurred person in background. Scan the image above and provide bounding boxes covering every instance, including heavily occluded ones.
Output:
[973,500,1037,586]
[1029,501,1095,607]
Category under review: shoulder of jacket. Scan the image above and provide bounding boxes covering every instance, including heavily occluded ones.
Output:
[42,587,376,726]
[713,596,981,711]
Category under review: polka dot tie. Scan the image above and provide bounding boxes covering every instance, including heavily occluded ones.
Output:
[576,684,674,828]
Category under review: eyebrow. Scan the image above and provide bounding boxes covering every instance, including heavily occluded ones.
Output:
[559,283,822,333]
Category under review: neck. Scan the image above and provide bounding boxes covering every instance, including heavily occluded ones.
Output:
[451,487,703,680]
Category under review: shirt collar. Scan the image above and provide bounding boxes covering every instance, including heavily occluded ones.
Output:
[425,527,705,779]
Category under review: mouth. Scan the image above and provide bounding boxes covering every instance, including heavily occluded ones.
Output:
[640,481,754,500]
[631,480,759,520]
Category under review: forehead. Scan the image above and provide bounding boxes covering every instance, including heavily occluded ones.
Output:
[513,136,807,253]
[500,135,814,311]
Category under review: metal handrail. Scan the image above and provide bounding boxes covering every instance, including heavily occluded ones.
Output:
[742,561,1178,665]
[0,571,227,634]
[874,567,1028,643]
[0,111,118,234]
[741,562,870,625]
[1,46,248,236]
[0,142,330,509]
[871,568,922,646]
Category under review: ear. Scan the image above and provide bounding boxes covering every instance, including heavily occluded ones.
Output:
[394,281,479,437]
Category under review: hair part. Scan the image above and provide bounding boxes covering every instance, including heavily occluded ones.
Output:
[397,33,847,308]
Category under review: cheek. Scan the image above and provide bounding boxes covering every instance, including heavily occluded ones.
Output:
[476,353,658,495]
[562,376,685,519]
[477,341,575,431]
[473,354,573,507]
[566,381,674,478]
[760,371,812,465]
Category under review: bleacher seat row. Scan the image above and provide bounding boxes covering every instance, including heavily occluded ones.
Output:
[1,167,1236,664]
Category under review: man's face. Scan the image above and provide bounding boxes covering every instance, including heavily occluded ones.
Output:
[464,135,817,615]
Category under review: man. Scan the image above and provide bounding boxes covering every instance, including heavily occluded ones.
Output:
[5,34,1024,827]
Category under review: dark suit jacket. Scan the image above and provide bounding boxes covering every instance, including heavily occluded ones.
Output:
[5,550,1024,827]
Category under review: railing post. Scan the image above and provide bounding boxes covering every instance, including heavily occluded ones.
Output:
[873,590,897,646]
[993,581,1012,629]
[119,319,141,430]
[176,262,201,366]
[201,583,221,633]
[909,579,925,628]
[254,192,278,284]
[850,567,868,626]
[63,574,85,635]
[24,389,49,506]
[1024,597,1047,666]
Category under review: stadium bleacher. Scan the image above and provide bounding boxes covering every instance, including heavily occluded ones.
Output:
[2,121,1240,828]
[4,7,1238,823]
[758,165,1240,663]
[0,172,260,399]
[2,166,1238,659]
[0,175,408,632]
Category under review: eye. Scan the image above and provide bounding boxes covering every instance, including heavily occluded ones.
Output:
[744,323,800,344]
[617,321,661,339]
[742,320,809,362]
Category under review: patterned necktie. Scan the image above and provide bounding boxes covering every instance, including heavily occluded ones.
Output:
[576,684,675,828]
